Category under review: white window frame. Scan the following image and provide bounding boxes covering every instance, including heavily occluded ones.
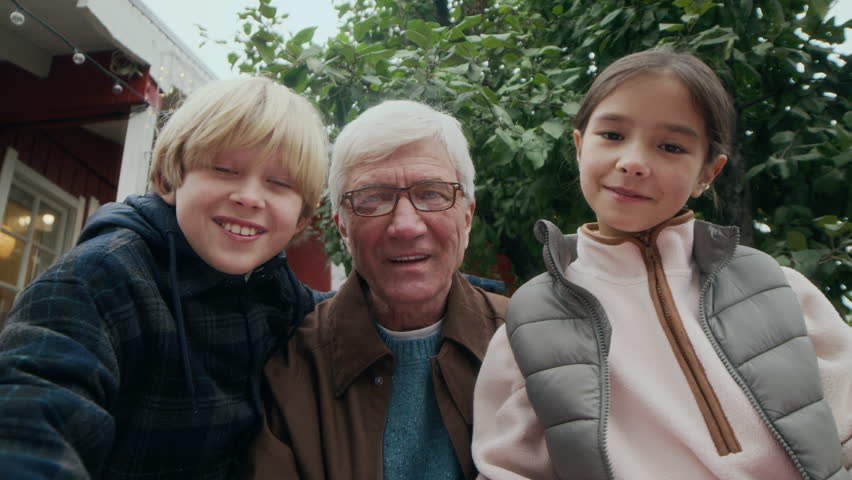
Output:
[0,147,85,295]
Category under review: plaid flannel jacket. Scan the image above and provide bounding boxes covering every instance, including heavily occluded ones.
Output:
[0,194,312,479]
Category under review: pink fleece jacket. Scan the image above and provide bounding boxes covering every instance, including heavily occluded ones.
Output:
[472,220,852,479]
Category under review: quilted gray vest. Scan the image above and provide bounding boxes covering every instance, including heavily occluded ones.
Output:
[507,219,849,480]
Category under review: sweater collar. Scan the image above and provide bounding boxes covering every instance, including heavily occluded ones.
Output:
[573,211,696,281]
[579,209,694,245]
[329,270,496,396]
[535,211,740,284]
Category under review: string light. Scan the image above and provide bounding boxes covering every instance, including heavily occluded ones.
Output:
[72,50,85,65]
[8,0,150,107]
[9,9,24,26]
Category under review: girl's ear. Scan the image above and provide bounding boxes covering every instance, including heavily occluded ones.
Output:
[692,154,728,198]
[573,129,583,162]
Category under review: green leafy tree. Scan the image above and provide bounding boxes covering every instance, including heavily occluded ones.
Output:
[220,0,851,318]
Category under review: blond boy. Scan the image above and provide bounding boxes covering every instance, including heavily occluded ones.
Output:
[0,77,327,479]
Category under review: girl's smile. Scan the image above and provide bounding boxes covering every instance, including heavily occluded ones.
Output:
[604,185,652,201]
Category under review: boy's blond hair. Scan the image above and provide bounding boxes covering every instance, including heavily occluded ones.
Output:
[149,77,328,219]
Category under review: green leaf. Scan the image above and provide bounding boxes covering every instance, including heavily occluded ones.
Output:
[690,26,738,47]
[770,131,795,145]
[808,0,829,19]
[752,42,773,56]
[833,150,852,167]
[297,45,323,61]
[405,19,435,49]
[481,34,512,49]
[791,249,827,277]
[562,102,580,116]
[455,15,481,31]
[353,16,376,42]
[843,111,852,128]
[362,75,382,86]
[305,57,325,74]
[813,168,845,194]
[538,46,562,56]
[764,0,785,28]
[600,9,622,27]
[659,23,685,32]
[541,119,566,139]
[259,4,276,19]
[292,26,317,45]
[681,13,700,24]
[785,231,807,251]
[251,37,276,64]
[790,150,823,162]
[526,149,548,170]
[814,215,839,227]
[745,163,766,179]
[492,104,513,125]
[480,86,498,104]
[495,128,518,150]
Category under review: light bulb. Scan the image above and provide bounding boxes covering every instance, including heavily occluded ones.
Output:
[72,51,85,65]
[112,83,123,95]
[10,10,25,26]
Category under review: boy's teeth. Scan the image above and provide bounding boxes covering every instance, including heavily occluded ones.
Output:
[222,222,257,236]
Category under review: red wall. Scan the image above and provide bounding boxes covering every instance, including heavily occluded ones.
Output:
[0,126,121,205]
[287,231,332,292]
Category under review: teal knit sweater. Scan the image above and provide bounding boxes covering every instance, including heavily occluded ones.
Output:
[377,325,463,480]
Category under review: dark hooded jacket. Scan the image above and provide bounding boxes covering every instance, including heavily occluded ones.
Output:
[0,193,313,479]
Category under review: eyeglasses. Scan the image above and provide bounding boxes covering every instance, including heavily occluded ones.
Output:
[342,181,463,217]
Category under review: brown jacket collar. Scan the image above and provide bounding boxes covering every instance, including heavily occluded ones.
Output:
[327,270,502,397]
[580,209,695,246]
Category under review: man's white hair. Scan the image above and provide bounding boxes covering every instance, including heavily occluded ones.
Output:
[329,100,475,215]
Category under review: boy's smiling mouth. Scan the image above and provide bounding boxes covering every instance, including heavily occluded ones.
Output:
[213,217,266,237]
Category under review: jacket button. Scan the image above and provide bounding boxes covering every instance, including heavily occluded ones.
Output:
[373,376,384,386]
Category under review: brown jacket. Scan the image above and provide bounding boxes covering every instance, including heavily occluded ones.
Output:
[248,271,508,480]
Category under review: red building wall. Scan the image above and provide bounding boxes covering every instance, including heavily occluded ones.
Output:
[287,232,332,292]
[0,126,121,205]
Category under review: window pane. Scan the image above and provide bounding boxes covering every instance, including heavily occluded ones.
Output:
[0,286,18,330]
[0,231,24,286]
[25,247,55,285]
[3,186,35,237]
[33,202,63,249]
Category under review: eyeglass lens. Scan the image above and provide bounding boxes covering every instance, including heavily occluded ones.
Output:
[349,182,458,216]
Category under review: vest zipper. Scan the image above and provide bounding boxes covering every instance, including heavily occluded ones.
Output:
[695,241,810,479]
[541,225,615,480]
[635,231,742,457]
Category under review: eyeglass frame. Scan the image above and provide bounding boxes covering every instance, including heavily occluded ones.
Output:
[341,181,464,217]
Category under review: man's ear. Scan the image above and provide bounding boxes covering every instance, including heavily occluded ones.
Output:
[333,213,352,253]
[464,200,475,232]
[573,129,583,162]
[460,200,475,253]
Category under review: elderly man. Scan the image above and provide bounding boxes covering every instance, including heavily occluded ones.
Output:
[248,100,508,480]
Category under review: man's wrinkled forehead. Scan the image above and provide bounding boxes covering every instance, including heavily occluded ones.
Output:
[345,139,456,190]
